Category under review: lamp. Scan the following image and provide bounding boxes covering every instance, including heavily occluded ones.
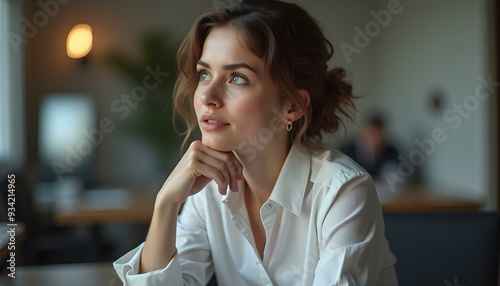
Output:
[66,24,93,59]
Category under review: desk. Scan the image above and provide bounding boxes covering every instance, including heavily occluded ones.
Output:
[47,185,481,263]
[53,187,155,227]
[380,186,482,212]
[51,188,155,261]
[0,262,118,286]
[52,185,482,228]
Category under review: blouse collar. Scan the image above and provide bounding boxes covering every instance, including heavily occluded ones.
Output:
[223,143,311,216]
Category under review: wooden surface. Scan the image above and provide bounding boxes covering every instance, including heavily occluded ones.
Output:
[381,191,482,212]
[52,187,155,227]
[0,262,118,286]
[52,185,482,227]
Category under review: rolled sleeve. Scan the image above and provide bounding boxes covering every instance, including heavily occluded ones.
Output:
[113,243,184,286]
[113,194,214,286]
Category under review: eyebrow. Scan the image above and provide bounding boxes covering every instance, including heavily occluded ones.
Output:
[197,60,259,74]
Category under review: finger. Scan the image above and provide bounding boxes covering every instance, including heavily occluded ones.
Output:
[220,154,238,193]
[200,147,242,192]
[192,160,229,195]
[228,156,243,192]
[231,153,244,181]
[193,151,231,192]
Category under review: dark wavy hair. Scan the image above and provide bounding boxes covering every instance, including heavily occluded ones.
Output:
[173,0,355,152]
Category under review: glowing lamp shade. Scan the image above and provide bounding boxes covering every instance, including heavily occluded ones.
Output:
[66,24,93,59]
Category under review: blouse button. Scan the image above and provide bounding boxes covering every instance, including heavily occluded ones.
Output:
[266,204,272,210]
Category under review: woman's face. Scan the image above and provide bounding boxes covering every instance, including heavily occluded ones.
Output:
[194,26,287,153]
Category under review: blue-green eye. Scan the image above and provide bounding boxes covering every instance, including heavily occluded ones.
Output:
[198,70,211,82]
[230,74,248,85]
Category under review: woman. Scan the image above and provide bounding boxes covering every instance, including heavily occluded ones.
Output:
[114,0,398,285]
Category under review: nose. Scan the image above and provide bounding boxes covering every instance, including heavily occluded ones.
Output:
[200,81,223,108]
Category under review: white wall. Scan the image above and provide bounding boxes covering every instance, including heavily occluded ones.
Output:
[371,0,490,201]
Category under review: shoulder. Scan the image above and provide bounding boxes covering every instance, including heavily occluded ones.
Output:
[306,149,381,231]
[304,149,377,216]
[310,148,369,191]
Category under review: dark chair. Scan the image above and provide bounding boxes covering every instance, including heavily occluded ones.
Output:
[383,212,500,286]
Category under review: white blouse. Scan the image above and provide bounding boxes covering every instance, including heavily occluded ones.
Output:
[114,144,398,285]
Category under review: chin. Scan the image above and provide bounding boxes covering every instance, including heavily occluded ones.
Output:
[201,136,234,152]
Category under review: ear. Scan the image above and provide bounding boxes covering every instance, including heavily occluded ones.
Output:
[285,89,310,121]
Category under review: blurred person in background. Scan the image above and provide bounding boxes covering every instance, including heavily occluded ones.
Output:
[343,116,399,180]
[342,115,401,199]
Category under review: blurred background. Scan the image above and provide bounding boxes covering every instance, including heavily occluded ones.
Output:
[0,0,498,278]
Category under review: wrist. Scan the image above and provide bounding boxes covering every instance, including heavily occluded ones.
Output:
[154,193,183,213]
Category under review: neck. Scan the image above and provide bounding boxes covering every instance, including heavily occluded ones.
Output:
[235,140,291,206]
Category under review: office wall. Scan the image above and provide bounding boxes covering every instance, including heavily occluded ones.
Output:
[292,0,493,204]
[369,0,491,202]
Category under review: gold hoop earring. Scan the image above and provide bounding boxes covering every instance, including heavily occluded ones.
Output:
[286,119,293,132]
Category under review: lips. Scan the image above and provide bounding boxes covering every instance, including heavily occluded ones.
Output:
[200,114,230,131]
[201,114,228,124]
